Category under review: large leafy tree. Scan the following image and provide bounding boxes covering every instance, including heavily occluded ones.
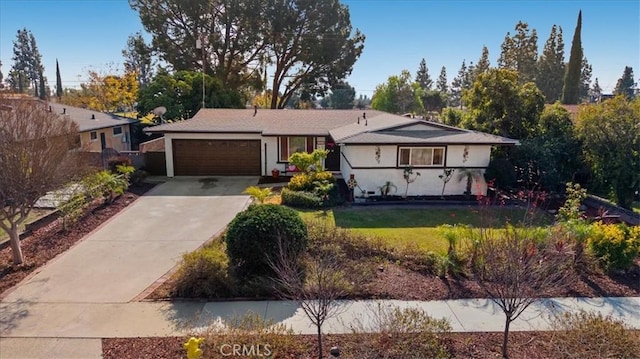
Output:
[513,103,583,191]
[264,0,365,108]
[461,68,544,140]
[136,69,244,122]
[536,25,565,103]
[326,81,355,109]
[415,58,432,90]
[498,21,538,84]
[0,99,84,265]
[130,0,267,91]
[371,70,421,114]
[60,69,139,112]
[614,66,635,99]
[575,96,640,209]
[122,32,155,88]
[7,28,45,96]
[562,11,582,104]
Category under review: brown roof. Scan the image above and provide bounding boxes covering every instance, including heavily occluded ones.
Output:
[145,108,518,146]
[146,109,389,136]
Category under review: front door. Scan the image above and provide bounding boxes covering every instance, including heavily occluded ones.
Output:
[100,132,107,150]
[325,137,340,171]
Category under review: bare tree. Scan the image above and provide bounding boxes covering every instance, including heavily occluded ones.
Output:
[271,236,348,359]
[0,98,82,265]
[471,227,574,359]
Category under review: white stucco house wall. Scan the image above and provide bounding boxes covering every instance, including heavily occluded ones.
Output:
[146,108,518,196]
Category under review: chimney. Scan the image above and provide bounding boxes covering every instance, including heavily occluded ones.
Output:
[365,118,368,126]
[253,105,258,117]
[363,112,366,119]
[63,108,66,114]
[91,114,96,120]
[48,105,52,112]
[357,117,360,124]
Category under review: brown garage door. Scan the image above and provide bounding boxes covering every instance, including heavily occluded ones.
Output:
[172,139,261,176]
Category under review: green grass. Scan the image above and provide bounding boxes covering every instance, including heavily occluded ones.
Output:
[0,209,52,239]
[298,207,547,255]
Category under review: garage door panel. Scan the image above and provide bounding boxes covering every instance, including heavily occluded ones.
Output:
[173,139,261,176]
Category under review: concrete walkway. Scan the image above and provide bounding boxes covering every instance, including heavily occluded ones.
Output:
[1,177,256,304]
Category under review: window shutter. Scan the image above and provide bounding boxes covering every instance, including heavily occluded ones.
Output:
[280,137,288,161]
[306,136,314,152]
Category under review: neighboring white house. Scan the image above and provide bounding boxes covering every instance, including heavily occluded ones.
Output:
[145,109,518,196]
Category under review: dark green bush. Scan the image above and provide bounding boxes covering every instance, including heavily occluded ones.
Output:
[484,156,516,189]
[173,241,231,298]
[225,204,308,279]
[281,188,322,209]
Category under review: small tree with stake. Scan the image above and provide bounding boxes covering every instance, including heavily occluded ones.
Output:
[471,227,574,358]
[270,235,348,359]
[0,99,84,265]
[402,166,421,198]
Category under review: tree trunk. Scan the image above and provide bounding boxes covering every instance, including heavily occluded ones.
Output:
[502,316,511,359]
[317,324,323,359]
[9,227,24,265]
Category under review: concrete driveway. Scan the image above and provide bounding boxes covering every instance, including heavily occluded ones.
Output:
[1,177,257,304]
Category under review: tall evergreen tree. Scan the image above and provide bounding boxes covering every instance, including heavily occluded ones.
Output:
[8,28,45,94]
[437,66,449,106]
[591,77,602,102]
[536,25,565,103]
[415,58,432,90]
[0,61,4,89]
[614,66,635,99]
[437,66,448,94]
[562,11,583,104]
[498,21,538,83]
[451,60,467,108]
[475,45,491,77]
[55,59,63,98]
[579,55,592,102]
[38,71,46,100]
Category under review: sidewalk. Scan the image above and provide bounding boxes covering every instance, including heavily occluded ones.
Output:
[2,297,639,339]
[1,297,639,358]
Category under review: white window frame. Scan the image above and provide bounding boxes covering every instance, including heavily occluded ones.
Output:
[398,146,445,167]
[90,131,97,141]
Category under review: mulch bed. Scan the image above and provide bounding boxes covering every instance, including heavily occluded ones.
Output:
[0,183,157,297]
[103,332,561,359]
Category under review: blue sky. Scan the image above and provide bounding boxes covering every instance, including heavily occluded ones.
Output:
[1,0,638,97]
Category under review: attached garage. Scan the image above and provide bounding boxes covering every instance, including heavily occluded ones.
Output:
[172,139,261,176]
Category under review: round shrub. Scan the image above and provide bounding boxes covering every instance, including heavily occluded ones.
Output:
[288,171,335,192]
[587,222,640,272]
[225,204,308,279]
[174,242,231,298]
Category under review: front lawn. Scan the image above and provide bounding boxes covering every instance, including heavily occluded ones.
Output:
[298,207,547,254]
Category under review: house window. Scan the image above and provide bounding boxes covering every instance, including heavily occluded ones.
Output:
[113,126,123,136]
[90,131,97,141]
[279,136,311,161]
[398,147,445,167]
